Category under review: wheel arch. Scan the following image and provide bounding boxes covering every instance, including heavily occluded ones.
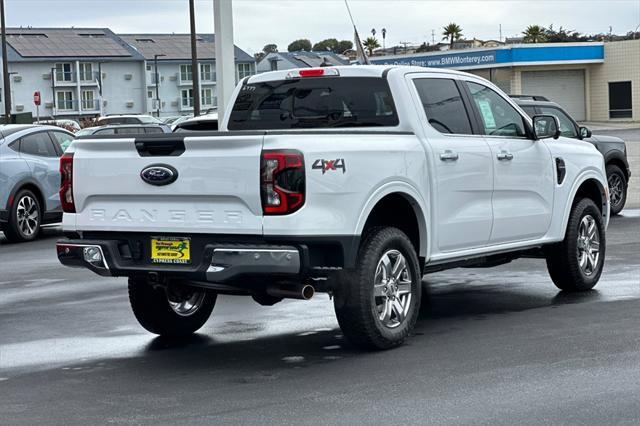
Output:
[561,172,609,234]
[356,183,428,261]
[605,154,629,180]
[6,177,46,213]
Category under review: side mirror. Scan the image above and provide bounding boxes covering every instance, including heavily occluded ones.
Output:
[579,126,592,139]
[532,115,561,140]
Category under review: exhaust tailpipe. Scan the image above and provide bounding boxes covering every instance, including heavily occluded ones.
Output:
[266,283,315,300]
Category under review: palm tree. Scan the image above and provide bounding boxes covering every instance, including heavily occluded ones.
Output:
[523,25,548,43]
[442,23,463,47]
[363,37,380,56]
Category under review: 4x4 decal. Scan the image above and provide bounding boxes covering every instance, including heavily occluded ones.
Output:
[312,158,346,174]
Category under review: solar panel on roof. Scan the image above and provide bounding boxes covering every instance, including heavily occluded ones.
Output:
[7,29,132,58]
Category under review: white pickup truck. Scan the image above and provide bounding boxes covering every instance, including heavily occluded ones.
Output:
[57,66,609,349]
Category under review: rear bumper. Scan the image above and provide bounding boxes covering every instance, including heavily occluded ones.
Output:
[56,239,302,283]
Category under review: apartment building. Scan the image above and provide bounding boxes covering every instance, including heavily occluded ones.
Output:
[121,34,256,117]
[0,28,256,121]
[2,27,146,119]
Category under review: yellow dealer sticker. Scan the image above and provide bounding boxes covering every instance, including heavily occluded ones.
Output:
[150,237,191,264]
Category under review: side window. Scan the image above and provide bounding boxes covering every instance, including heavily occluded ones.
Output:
[144,126,164,134]
[124,118,140,124]
[19,132,58,157]
[413,78,473,135]
[94,128,116,135]
[466,82,527,137]
[49,131,74,154]
[538,106,578,138]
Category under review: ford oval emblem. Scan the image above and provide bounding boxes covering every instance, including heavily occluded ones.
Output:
[140,164,178,186]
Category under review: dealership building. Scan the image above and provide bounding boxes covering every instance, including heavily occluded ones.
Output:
[371,40,639,122]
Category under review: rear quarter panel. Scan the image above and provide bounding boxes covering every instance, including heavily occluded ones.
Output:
[262,132,428,244]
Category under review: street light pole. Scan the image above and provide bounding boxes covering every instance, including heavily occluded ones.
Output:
[1,0,11,123]
[154,53,165,117]
[189,0,200,116]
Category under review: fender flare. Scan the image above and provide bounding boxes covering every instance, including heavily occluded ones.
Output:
[355,180,429,258]
[560,169,609,233]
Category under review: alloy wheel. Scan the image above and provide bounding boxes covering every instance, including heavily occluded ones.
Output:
[168,291,206,317]
[608,173,624,208]
[373,249,413,329]
[576,214,600,276]
[16,195,39,237]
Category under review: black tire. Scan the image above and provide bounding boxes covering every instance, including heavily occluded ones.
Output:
[606,164,627,215]
[334,227,421,350]
[3,189,41,243]
[546,198,606,291]
[128,277,216,337]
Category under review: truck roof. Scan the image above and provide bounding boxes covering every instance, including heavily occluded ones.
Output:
[247,65,473,84]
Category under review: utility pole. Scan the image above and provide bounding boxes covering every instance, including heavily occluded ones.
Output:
[400,41,410,54]
[1,0,11,123]
[431,29,435,45]
[154,53,165,117]
[189,0,200,116]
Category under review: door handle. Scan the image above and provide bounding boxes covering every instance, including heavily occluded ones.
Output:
[440,150,459,162]
[497,151,514,161]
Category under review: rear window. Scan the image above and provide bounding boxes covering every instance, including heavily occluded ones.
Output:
[228,77,398,130]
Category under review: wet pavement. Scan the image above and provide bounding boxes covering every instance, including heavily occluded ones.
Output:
[1,210,639,424]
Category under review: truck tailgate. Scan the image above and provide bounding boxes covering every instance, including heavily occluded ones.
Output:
[71,134,264,234]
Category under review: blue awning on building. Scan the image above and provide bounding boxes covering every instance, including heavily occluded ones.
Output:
[370,43,605,70]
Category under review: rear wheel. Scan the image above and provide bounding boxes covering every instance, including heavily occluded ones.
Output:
[3,189,41,243]
[128,277,216,337]
[334,227,421,350]
[546,198,605,291]
[607,164,627,215]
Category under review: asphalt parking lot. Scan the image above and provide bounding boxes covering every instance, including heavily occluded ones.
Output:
[1,129,639,424]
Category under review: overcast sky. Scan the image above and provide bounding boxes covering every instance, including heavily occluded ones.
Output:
[5,0,640,54]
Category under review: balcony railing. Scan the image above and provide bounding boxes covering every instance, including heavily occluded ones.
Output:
[56,99,100,112]
[81,99,100,111]
[79,71,100,83]
[53,71,76,85]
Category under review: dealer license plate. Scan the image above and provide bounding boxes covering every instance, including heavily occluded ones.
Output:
[150,237,191,264]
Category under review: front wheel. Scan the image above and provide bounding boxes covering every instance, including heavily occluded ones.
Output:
[607,164,627,215]
[334,227,421,350]
[546,198,606,291]
[128,277,216,337]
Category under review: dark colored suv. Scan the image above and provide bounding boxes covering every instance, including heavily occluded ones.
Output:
[514,98,630,215]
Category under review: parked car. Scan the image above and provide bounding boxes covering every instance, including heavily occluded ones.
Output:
[35,119,81,132]
[161,116,182,125]
[95,115,170,132]
[168,115,194,130]
[513,98,630,215]
[0,125,74,242]
[57,66,609,349]
[75,124,172,137]
[172,113,218,132]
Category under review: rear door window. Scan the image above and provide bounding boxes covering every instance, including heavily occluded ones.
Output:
[228,77,398,130]
[144,126,164,134]
[413,78,473,135]
[19,132,58,157]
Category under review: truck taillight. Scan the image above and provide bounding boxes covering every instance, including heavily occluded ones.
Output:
[260,150,305,215]
[59,152,75,213]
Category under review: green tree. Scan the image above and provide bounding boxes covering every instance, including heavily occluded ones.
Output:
[312,38,339,52]
[363,36,380,56]
[262,43,278,53]
[442,23,463,47]
[287,39,312,52]
[522,25,548,43]
[335,40,353,54]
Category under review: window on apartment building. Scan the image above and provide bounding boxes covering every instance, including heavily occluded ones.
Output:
[55,63,73,82]
[237,63,253,80]
[201,88,213,106]
[180,64,193,82]
[79,63,93,81]
[146,64,152,71]
[200,63,213,81]
[56,91,74,110]
[81,91,95,110]
[181,89,194,108]
[609,81,633,119]
[147,90,154,99]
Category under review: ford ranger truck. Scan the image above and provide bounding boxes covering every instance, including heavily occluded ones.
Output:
[56,66,609,349]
